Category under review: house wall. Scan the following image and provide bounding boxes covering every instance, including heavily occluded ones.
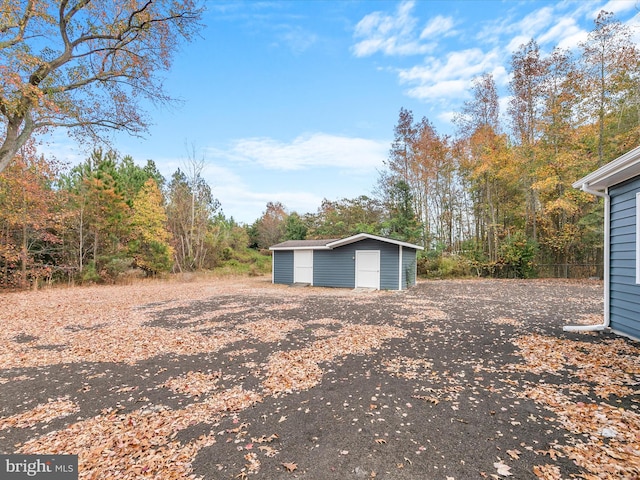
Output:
[609,176,640,340]
[272,250,294,285]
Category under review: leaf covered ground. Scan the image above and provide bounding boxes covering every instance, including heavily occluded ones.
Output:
[0,277,638,479]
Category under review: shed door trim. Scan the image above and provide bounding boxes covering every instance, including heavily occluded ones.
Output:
[355,250,380,289]
[294,249,313,284]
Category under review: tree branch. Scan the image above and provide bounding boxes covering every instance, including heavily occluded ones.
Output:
[0,0,37,49]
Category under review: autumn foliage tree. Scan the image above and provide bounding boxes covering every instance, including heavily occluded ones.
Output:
[166,166,220,271]
[377,11,640,278]
[129,178,173,275]
[250,202,288,249]
[0,0,203,173]
[0,143,61,287]
[578,11,639,165]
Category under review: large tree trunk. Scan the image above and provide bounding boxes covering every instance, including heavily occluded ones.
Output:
[0,114,34,174]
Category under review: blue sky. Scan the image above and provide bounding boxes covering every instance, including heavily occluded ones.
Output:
[43,0,640,224]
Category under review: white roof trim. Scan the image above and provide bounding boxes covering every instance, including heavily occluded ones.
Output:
[573,145,640,191]
[325,233,424,250]
[270,245,331,251]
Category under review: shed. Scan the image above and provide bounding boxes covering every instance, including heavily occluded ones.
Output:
[269,233,424,290]
[566,145,640,340]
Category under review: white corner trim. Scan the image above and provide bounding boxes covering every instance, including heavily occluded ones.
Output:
[398,245,403,290]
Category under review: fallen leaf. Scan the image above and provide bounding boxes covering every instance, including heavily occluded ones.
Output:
[494,461,512,477]
[282,462,297,473]
[258,445,278,457]
[506,449,520,460]
[412,394,439,405]
[533,464,562,480]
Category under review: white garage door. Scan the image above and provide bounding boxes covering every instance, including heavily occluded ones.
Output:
[355,250,380,289]
[294,250,313,284]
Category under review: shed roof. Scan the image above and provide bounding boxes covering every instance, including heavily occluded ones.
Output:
[269,233,424,251]
[269,239,338,250]
[573,145,640,192]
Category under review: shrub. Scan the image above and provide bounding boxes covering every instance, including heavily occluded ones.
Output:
[498,232,538,278]
[418,252,471,278]
[81,262,101,284]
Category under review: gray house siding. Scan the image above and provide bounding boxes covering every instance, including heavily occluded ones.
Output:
[313,239,400,289]
[609,176,640,339]
[273,250,294,285]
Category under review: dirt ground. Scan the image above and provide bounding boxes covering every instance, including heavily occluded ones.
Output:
[0,276,638,479]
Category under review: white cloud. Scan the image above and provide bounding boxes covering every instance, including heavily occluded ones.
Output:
[220,133,388,172]
[352,0,437,57]
[200,162,244,190]
[491,65,510,88]
[507,34,535,54]
[626,11,640,44]
[478,2,593,54]
[213,183,323,223]
[536,17,583,48]
[556,29,590,51]
[437,110,457,125]
[160,152,328,223]
[398,48,502,101]
[405,79,469,101]
[516,6,557,39]
[200,133,389,222]
[592,0,638,19]
[420,15,455,40]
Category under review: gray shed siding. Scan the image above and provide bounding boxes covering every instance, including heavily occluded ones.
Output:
[272,236,421,290]
[313,238,401,289]
[402,247,418,288]
[609,176,640,339]
[272,250,294,285]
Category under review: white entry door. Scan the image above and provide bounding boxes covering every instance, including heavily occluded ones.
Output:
[294,250,313,284]
[355,250,380,289]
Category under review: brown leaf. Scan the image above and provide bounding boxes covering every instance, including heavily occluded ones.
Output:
[258,445,278,457]
[506,449,521,460]
[282,462,297,473]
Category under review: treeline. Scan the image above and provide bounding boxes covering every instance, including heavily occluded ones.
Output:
[0,147,260,288]
[247,187,420,250]
[3,11,636,287]
[252,11,640,279]
[392,11,638,278]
